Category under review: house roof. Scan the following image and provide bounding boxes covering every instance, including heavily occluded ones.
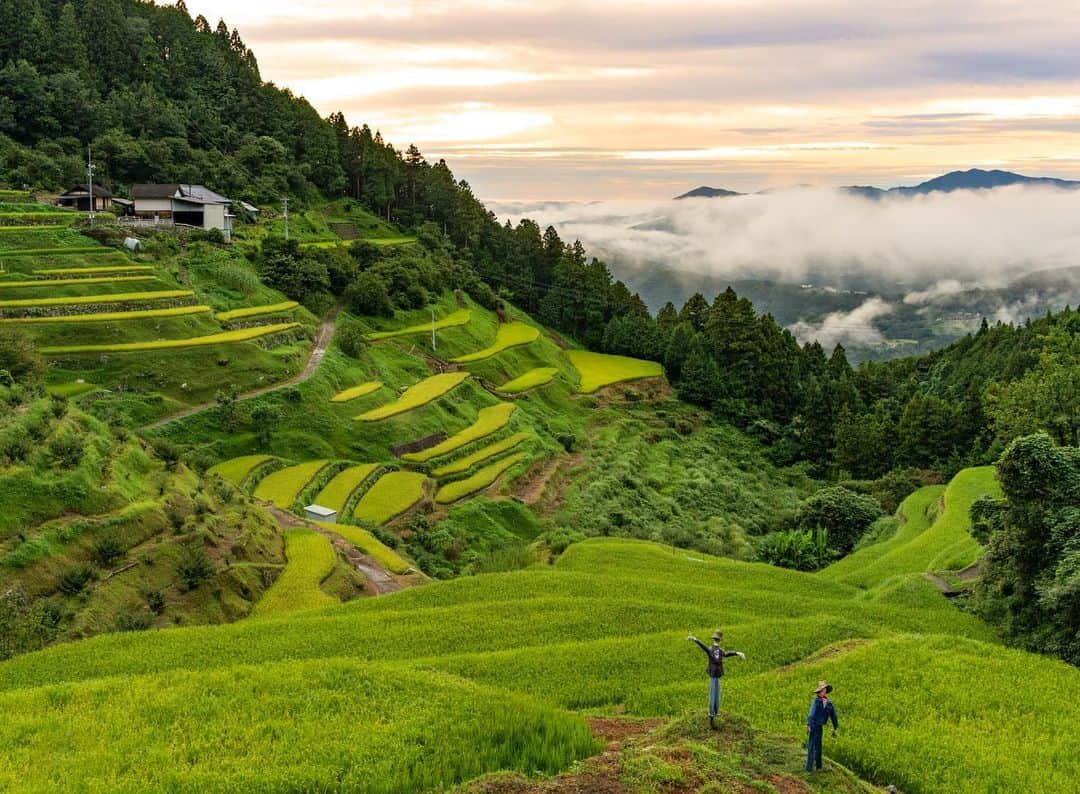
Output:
[304,505,337,517]
[60,184,113,198]
[239,201,260,214]
[131,184,232,205]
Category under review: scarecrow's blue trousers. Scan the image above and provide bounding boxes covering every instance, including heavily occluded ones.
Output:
[708,677,721,717]
[806,727,823,772]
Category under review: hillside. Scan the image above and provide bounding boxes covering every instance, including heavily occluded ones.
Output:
[1,465,1078,792]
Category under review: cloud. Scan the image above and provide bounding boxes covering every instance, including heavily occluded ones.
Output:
[491,185,1080,288]
[788,298,894,348]
[902,280,968,304]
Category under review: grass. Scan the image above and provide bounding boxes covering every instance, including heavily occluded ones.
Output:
[40,322,301,355]
[497,367,559,393]
[330,381,383,403]
[0,306,211,324]
[0,275,156,289]
[0,289,193,309]
[435,453,527,504]
[33,265,153,275]
[821,467,1000,588]
[215,301,299,322]
[0,246,109,258]
[4,463,1077,792]
[300,236,417,249]
[352,471,427,524]
[451,322,541,363]
[251,529,338,617]
[253,460,330,509]
[433,432,531,477]
[45,381,97,398]
[355,372,469,421]
[403,403,517,463]
[567,350,664,393]
[364,308,471,340]
[207,455,276,486]
[313,464,380,512]
[317,522,413,575]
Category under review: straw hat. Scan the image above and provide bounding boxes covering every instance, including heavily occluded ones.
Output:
[814,680,833,694]
[711,630,724,642]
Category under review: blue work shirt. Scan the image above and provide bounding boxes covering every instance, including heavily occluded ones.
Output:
[807,696,838,730]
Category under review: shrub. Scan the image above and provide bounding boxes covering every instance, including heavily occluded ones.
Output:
[176,544,214,591]
[115,610,154,632]
[345,271,394,317]
[92,533,126,566]
[793,486,885,553]
[57,565,95,596]
[143,589,166,615]
[46,430,84,469]
[757,528,831,571]
[337,319,367,358]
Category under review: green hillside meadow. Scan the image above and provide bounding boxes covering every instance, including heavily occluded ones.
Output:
[1,468,1079,792]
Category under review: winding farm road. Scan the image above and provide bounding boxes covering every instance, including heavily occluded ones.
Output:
[141,304,341,431]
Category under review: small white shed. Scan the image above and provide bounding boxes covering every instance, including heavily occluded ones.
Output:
[304,504,337,524]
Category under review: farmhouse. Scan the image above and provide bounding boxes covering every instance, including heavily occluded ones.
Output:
[304,505,337,524]
[57,185,112,212]
[130,184,236,240]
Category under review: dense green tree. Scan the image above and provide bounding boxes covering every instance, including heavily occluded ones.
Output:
[793,486,885,553]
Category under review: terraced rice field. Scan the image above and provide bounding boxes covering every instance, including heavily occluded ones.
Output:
[215,301,299,322]
[207,455,276,486]
[330,381,382,403]
[40,322,300,355]
[33,265,154,276]
[364,308,471,341]
[317,522,412,574]
[252,529,338,617]
[567,350,663,393]
[0,246,109,258]
[355,372,469,421]
[432,432,531,477]
[0,275,156,289]
[253,460,330,509]
[313,464,380,512]
[497,367,558,394]
[435,452,527,504]
[451,322,540,363]
[352,471,427,524]
[0,289,193,309]
[0,306,211,324]
[403,404,517,463]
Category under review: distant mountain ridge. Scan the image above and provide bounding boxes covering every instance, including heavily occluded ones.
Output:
[674,168,1080,200]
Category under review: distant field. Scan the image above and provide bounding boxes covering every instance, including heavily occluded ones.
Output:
[498,367,558,393]
[40,322,301,355]
[300,237,416,249]
[451,322,540,363]
[435,452,527,503]
[433,432,531,477]
[0,275,155,289]
[352,471,427,524]
[567,350,663,393]
[403,403,516,463]
[355,372,469,421]
[0,289,193,309]
[0,306,211,324]
[365,308,471,341]
[253,461,330,509]
[208,455,276,486]
[215,301,299,322]
[33,265,154,276]
[314,464,379,512]
[330,381,382,403]
[251,529,337,617]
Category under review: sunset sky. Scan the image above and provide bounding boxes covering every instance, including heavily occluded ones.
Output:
[183,0,1080,200]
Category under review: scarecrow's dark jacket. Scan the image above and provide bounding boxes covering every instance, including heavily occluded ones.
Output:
[692,639,739,677]
[807,697,838,730]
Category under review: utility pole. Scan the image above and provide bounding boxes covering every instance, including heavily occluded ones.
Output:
[431,307,437,352]
[282,196,290,240]
[87,146,95,228]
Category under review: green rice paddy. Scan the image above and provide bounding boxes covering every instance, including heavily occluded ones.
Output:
[253,460,330,509]
[330,381,383,403]
[566,350,664,393]
[207,455,276,486]
[40,322,301,355]
[364,308,471,340]
[451,321,540,363]
[215,301,300,322]
[435,452,527,504]
[251,529,338,617]
[497,367,559,393]
[351,471,427,524]
[313,464,380,512]
[355,372,469,421]
[403,403,517,463]
[432,432,531,477]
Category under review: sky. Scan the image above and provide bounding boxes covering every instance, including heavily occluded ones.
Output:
[182,0,1080,200]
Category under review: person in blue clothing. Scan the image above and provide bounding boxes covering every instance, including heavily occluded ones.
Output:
[687,630,746,729]
[805,680,838,773]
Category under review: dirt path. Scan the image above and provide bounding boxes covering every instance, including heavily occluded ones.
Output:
[141,303,341,431]
[515,455,566,505]
[265,505,409,596]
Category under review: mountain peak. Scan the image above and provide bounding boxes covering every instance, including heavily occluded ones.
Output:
[674,186,743,200]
